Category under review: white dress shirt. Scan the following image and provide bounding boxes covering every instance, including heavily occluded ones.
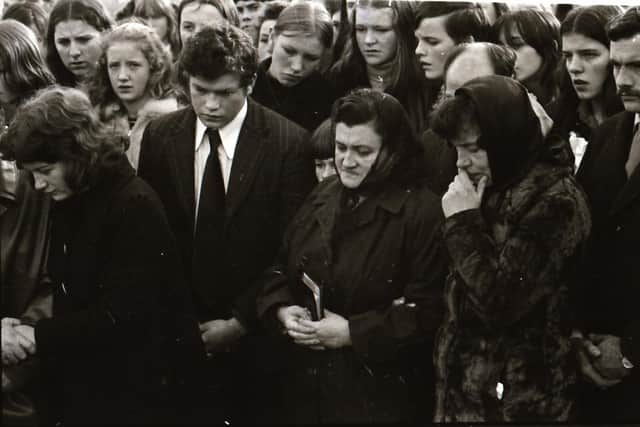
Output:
[194,100,248,217]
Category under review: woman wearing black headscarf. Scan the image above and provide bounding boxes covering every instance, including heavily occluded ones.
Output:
[430,75,591,422]
[256,89,447,423]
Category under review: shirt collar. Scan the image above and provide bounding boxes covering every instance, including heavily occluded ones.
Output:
[635,113,639,130]
[194,99,248,158]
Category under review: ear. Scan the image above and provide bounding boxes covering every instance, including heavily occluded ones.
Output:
[552,40,559,52]
[245,74,257,96]
[462,35,475,44]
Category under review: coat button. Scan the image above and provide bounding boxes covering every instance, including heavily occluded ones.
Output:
[615,225,622,232]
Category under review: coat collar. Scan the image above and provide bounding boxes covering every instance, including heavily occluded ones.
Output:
[311,177,412,238]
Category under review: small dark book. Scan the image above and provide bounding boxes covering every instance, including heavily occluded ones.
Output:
[301,271,324,321]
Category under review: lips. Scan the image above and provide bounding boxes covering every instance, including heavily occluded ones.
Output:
[68,61,87,69]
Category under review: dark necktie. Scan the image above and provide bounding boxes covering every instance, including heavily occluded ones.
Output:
[192,129,225,307]
[625,122,640,178]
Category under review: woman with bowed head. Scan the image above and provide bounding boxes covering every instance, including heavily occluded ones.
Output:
[257,89,448,423]
[328,0,431,134]
[546,6,624,172]
[115,0,181,59]
[89,21,177,170]
[430,75,591,422]
[45,0,113,89]
[251,1,338,131]
[494,8,562,105]
[0,86,206,426]
[1,19,55,426]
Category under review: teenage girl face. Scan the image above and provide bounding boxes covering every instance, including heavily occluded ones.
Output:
[54,19,102,80]
[499,25,543,83]
[106,41,152,107]
[268,31,325,87]
[562,32,610,101]
[354,5,397,68]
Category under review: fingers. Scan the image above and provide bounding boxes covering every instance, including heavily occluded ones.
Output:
[587,333,607,344]
[457,169,473,187]
[14,332,35,356]
[286,319,316,335]
[577,350,621,389]
[1,318,21,327]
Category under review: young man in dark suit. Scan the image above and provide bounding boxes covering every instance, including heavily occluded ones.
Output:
[138,23,315,423]
[574,6,640,423]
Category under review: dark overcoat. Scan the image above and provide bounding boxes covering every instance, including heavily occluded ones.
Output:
[257,177,448,424]
[34,156,205,426]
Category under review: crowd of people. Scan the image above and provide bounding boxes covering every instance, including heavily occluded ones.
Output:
[0,0,638,425]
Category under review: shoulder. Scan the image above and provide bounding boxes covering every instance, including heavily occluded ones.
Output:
[594,111,634,138]
[144,106,192,137]
[138,97,179,122]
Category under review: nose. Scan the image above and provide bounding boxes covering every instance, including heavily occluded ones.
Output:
[615,65,633,89]
[415,40,425,57]
[33,173,47,191]
[205,93,221,110]
[117,66,128,81]
[567,55,583,74]
[342,150,357,168]
[69,40,81,58]
[455,148,471,169]
[289,55,302,73]
[364,29,375,45]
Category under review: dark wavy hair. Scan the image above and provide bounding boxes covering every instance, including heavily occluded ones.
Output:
[415,1,491,43]
[331,88,425,188]
[493,8,561,103]
[556,6,624,122]
[0,20,55,104]
[607,6,640,42]
[89,22,174,114]
[2,1,48,43]
[176,22,257,100]
[330,0,433,133]
[45,0,113,87]
[0,85,124,192]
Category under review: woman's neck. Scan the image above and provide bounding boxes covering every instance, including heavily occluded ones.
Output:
[588,95,607,125]
[366,61,393,91]
[123,95,152,121]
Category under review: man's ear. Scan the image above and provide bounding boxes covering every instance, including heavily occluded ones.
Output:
[246,74,257,95]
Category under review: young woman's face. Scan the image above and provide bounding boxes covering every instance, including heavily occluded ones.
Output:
[22,161,74,201]
[499,26,543,83]
[354,6,397,68]
[269,31,325,87]
[562,32,610,101]
[414,15,457,81]
[180,2,224,46]
[54,19,102,80]
[106,41,151,107]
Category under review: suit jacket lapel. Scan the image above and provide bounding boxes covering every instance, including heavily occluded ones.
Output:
[610,113,640,216]
[225,100,267,219]
[171,108,197,223]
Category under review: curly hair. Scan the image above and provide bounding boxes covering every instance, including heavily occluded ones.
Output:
[45,0,113,87]
[0,20,54,104]
[176,22,257,100]
[116,0,180,57]
[0,85,124,192]
[89,22,174,114]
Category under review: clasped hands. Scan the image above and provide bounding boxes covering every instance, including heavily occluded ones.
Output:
[573,330,631,390]
[2,318,36,366]
[199,317,246,353]
[277,305,351,350]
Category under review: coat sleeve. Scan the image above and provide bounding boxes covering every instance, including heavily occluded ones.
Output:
[441,183,589,329]
[34,192,181,359]
[231,126,316,330]
[348,197,448,363]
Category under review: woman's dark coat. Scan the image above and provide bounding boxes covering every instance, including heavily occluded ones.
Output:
[33,156,205,425]
[257,176,447,423]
